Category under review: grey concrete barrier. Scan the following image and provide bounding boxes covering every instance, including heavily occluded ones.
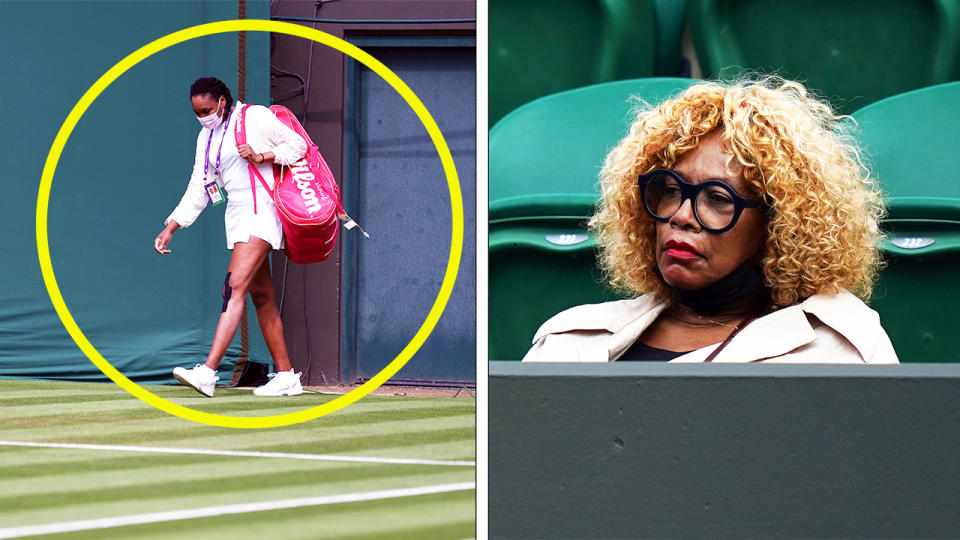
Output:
[490,362,960,539]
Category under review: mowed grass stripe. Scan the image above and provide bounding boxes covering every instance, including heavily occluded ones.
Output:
[0,439,475,474]
[341,440,476,462]
[0,425,473,472]
[0,389,128,403]
[0,380,468,411]
[0,387,126,398]
[0,380,465,400]
[0,487,475,540]
[1,397,468,439]
[1,402,474,450]
[0,392,332,418]
[0,390,338,410]
[0,393,474,467]
[0,451,257,482]
[0,398,160,418]
[1,473,475,530]
[0,444,472,489]
[320,491,475,540]
[0,423,474,468]
[0,461,470,513]
[190,426,475,458]
[115,409,476,449]
[0,391,472,426]
[0,380,475,535]
[0,380,118,397]
[0,441,473,466]
[0,403,473,445]
[158,399,476,421]
[45,489,476,540]
[151,393,474,418]
[1,416,473,452]
[0,400,473,441]
[0,453,465,497]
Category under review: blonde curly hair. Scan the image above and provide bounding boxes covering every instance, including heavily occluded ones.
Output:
[591,77,885,308]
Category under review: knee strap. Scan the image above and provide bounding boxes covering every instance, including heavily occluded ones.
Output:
[222,271,233,313]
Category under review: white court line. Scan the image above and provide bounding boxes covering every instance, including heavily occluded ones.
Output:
[0,482,476,539]
[0,440,475,467]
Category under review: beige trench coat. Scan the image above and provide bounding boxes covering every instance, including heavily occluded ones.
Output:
[522,290,899,364]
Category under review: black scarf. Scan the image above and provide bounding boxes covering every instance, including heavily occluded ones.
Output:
[657,260,769,315]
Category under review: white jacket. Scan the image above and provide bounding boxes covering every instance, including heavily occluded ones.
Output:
[165,101,307,229]
[522,290,899,364]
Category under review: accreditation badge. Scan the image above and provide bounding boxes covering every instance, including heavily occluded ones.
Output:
[205,176,226,206]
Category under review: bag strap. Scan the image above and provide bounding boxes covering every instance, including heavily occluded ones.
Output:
[240,104,369,237]
[235,104,274,215]
[267,107,364,233]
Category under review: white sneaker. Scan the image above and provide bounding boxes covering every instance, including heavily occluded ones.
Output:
[253,370,303,397]
[173,364,219,397]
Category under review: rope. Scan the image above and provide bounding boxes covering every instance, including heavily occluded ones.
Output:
[238,0,246,103]
[231,0,250,387]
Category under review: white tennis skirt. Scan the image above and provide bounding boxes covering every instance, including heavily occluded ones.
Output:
[223,181,284,250]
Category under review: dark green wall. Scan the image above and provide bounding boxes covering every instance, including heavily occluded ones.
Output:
[0,1,269,382]
[490,362,960,538]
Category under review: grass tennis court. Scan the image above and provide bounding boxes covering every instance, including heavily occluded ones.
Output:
[0,380,475,539]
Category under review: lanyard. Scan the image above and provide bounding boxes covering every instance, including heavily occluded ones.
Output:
[204,107,232,179]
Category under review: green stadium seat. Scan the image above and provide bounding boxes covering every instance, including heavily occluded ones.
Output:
[687,0,960,114]
[489,0,688,127]
[852,81,960,362]
[490,78,697,360]
[652,0,689,76]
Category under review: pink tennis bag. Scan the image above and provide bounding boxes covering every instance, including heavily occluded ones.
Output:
[236,104,366,264]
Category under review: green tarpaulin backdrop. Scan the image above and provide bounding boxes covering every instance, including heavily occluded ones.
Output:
[1,1,271,383]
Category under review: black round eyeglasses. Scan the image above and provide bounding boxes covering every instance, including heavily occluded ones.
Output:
[637,168,765,233]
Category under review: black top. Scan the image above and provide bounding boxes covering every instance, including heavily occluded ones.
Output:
[618,340,692,362]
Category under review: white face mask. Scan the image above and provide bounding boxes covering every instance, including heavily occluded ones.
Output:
[197,98,224,129]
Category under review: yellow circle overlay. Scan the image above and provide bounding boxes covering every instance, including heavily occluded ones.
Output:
[35,20,464,429]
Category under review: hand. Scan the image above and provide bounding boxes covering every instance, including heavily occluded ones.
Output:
[154,223,177,254]
[237,144,262,164]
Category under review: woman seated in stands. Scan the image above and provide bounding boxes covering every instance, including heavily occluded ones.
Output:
[524,77,899,363]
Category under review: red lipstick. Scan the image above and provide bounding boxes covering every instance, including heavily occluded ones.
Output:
[663,240,702,260]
